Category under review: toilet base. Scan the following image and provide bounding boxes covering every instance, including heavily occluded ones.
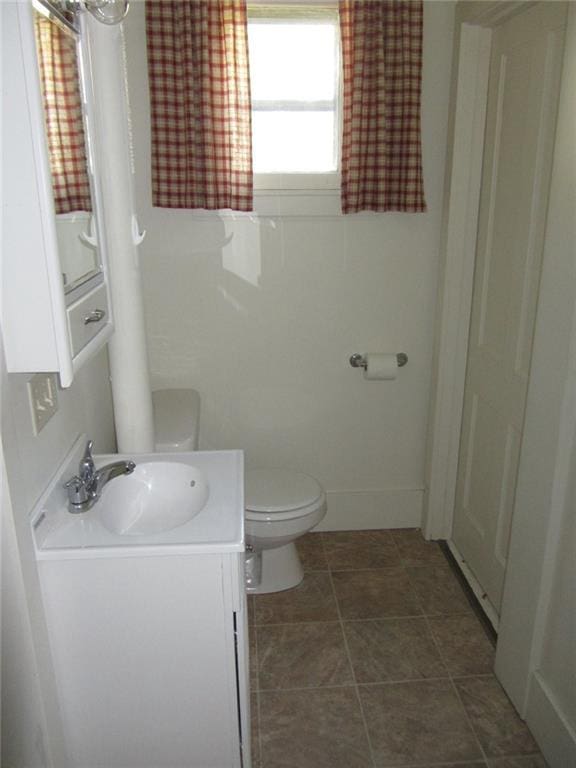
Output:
[246,542,304,594]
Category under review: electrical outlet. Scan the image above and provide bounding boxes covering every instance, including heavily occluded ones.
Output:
[28,373,58,435]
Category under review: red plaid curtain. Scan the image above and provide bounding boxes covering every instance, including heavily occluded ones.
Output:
[146,0,253,212]
[34,14,92,215]
[339,1,426,214]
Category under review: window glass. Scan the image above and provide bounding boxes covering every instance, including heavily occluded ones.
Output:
[252,111,335,173]
[247,8,340,176]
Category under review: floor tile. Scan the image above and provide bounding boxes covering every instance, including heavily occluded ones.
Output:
[259,687,372,768]
[323,530,401,570]
[428,614,495,677]
[249,623,258,690]
[417,764,486,768]
[488,757,548,768]
[248,595,256,625]
[257,622,353,690]
[392,528,448,566]
[254,572,338,625]
[296,532,328,571]
[455,676,540,757]
[250,692,261,768]
[332,567,422,620]
[360,679,483,766]
[344,617,447,683]
[407,564,473,616]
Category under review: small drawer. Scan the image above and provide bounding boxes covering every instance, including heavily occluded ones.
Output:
[67,283,109,357]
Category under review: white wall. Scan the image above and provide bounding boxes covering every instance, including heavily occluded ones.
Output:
[125,0,455,529]
[1,347,116,768]
[539,461,576,733]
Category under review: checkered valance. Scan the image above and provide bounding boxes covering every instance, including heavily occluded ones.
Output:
[34,14,92,215]
[146,0,253,212]
[339,1,426,213]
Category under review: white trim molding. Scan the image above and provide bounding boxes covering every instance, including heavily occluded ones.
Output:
[315,488,423,532]
[423,21,491,540]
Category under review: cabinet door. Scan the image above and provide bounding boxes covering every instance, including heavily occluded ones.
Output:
[40,554,242,768]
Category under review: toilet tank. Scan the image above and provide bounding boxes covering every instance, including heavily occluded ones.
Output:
[152,389,200,453]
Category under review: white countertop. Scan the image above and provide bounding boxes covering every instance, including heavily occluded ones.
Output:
[32,436,245,560]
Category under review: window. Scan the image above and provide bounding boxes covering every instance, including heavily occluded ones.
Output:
[247,5,340,187]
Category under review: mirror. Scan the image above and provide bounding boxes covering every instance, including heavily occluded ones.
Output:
[33,0,102,294]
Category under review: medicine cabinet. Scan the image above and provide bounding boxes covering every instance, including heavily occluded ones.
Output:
[2,0,113,387]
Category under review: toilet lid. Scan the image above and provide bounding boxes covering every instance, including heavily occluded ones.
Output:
[245,468,323,514]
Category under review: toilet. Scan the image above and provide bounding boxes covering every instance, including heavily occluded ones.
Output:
[244,468,326,593]
[152,389,327,593]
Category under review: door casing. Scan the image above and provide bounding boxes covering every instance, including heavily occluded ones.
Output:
[425,3,576,763]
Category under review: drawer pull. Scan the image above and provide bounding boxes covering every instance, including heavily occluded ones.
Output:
[83,308,106,325]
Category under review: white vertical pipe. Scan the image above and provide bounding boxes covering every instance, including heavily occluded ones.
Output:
[85,16,154,453]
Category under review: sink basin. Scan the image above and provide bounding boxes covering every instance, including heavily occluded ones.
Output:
[31,439,244,555]
[97,461,209,536]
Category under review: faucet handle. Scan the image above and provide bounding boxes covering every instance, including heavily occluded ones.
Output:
[65,475,90,508]
[79,439,95,483]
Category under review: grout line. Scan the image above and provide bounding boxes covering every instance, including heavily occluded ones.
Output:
[449,667,490,765]
[251,532,519,767]
[252,612,429,626]
[249,597,264,768]
[327,566,377,768]
[422,608,489,765]
[252,619,342,628]
[258,682,365,694]
[372,760,490,768]
[255,675,470,694]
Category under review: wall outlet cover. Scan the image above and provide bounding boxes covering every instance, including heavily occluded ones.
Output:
[28,373,59,435]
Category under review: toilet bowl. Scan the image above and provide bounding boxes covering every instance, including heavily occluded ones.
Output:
[245,468,327,594]
[152,389,327,593]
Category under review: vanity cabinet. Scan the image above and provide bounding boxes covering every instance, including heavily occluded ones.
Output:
[2,1,113,387]
[33,444,250,768]
[38,551,250,768]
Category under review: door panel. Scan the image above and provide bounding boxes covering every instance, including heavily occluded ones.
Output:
[452,3,566,612]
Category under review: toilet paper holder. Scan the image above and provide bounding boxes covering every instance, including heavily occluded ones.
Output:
[349,352,408,370]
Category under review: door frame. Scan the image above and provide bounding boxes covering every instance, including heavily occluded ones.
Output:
[424,1,535,544]
[425,1,576,759]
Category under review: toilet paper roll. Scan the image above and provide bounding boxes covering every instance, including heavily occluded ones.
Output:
[363,353,398,381]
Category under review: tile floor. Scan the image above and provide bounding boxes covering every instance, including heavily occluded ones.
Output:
[247,529,547,768]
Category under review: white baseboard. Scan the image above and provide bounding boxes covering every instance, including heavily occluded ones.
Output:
[526,672,576,768]
[314,488,424,531]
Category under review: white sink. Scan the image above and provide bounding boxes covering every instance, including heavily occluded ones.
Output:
[31,437,244,557]
[97,462,209,536]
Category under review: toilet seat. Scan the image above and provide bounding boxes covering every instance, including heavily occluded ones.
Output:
[245,468,326,522]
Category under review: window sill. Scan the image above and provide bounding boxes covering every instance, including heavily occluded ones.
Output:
[253,172,340,191]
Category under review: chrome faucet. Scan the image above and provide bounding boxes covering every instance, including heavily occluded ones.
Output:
[65,440,136,513]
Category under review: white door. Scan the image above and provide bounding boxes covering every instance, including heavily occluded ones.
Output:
[452,2,567,613]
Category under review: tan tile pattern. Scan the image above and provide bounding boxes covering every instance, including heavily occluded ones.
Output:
[323,530,401,570]
[250,692,261,768]
[248,530,545,768]
[429,614,496,677]
[360,679,482,765]
[392,528,449,567]
[488,757,548,768]
[249,623,258,691]
[344,617,447,683]
[296,532,328,571]
[257,622,353,690]
[254,571,338,625]
[332,567,422,619]
[455,676,540,757]
[407,563,474,615]
[259,688,372,768]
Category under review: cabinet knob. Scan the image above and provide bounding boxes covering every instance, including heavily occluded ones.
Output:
[83,308,106,325]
